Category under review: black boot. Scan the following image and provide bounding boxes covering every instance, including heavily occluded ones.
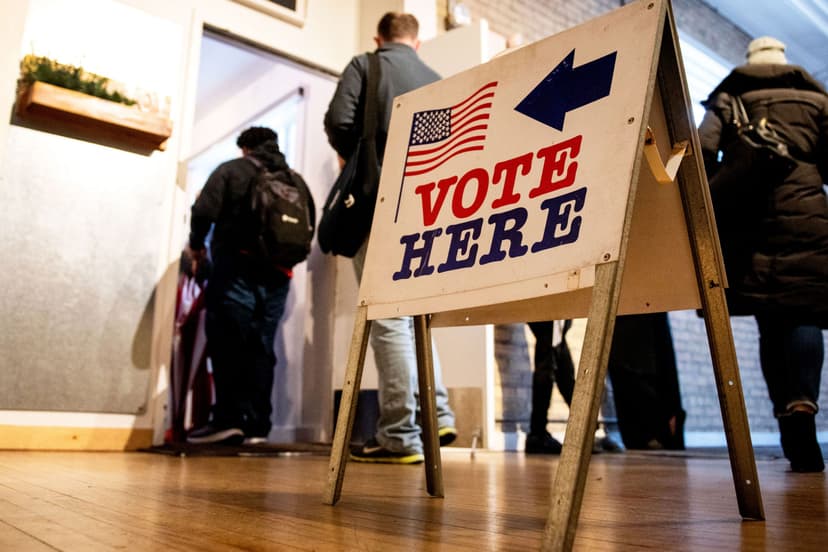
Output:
[778,411,824,473]
[525,431,563,454]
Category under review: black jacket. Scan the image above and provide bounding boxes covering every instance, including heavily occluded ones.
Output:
[324,42,440,162]
[698,64,828,324]
[189,141,308,267]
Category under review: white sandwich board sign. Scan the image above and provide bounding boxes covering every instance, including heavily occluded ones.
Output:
[360,0,698,323]
[326,1,764,550]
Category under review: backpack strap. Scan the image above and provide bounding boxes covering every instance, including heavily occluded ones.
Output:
[361,52,381,141]
[287,168,316,230]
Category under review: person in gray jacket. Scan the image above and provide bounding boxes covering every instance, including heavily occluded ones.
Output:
[324,12,456,464]
[698,37,828,472]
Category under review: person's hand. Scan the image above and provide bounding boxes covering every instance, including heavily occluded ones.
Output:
[187,246,206,275]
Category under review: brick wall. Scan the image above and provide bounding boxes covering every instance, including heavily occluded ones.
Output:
[454,0,619,42]
[671,0,748,65]
[456,0,751,58]
[464,0,828,444]
[670,312,828,440]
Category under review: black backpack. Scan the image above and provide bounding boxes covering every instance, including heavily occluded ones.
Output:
[250,167,315,269]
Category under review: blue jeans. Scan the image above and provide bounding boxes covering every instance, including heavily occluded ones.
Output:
[755,314,823,416]
[205,255,290,437]
[353,244,455,454]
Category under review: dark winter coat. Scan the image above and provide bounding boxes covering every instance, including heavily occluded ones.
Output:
[324,41,440,162]
[189,140,311,270]
[698,64,828,325]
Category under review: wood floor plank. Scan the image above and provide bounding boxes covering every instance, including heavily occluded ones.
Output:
[0,448,824,551]
[0,518,60,551]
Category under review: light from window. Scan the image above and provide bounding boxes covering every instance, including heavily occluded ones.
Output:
[678,36,732,125]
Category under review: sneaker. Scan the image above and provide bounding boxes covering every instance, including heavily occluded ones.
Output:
[593,435,624,454]
[349,438,424,464]
[525,431,563,454]
[186,425,244,445]
[243,436,269,446]
[438,426,458,447]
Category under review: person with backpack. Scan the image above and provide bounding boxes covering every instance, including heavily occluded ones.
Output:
[323,12,456,464]
[186,126,314,445]
[698,37,828,472]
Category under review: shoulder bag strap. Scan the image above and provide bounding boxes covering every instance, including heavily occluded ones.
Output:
[730,95,750,128]
[361,52,381,140]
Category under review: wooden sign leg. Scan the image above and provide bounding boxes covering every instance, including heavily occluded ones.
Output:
[677,165,765,521]
[701,292,765,519]
[323,305,372,506]
[414,314,444,497]
[657,0,764,519]
[542,261,621,552]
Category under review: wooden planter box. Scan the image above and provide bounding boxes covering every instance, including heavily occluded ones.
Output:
[15,81,172,151]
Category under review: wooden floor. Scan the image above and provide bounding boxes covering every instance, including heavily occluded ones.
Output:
[0,447,825,551]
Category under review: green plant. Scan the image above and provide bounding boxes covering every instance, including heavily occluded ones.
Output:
[18,55,136,106]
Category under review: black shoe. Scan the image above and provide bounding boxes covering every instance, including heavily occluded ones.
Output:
[349,438,424,464]
[243,435,269,445]
[438,426,457,446]
[186,424,244,445]
[779,412,825,473]
[525,431,563,454]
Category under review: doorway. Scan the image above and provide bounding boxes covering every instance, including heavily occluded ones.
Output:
[170,29,339,444]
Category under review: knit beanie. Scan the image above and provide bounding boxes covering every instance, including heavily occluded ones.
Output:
[746,36,787,65]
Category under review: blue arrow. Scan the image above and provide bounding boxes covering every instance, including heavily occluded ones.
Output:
[515,49,617,131]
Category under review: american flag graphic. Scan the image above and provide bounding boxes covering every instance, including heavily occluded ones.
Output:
[403,81,498,178]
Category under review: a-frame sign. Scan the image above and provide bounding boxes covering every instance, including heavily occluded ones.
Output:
[323,0,765,550]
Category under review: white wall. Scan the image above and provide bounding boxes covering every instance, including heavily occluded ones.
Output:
[0,0,186,440]
[0,0,359,448]
[0,4,29,172]
[0,0,497,448]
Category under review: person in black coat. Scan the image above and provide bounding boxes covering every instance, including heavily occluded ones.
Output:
[186,127,311,446]
[698,37,828,472]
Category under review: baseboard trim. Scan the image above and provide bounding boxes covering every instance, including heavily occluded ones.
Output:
[0,425,153,450]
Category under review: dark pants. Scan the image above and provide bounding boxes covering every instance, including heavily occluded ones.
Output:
[755,314,823,416]
[205,256,289,437]
[527,320,576,436]
[607,312,685,450]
